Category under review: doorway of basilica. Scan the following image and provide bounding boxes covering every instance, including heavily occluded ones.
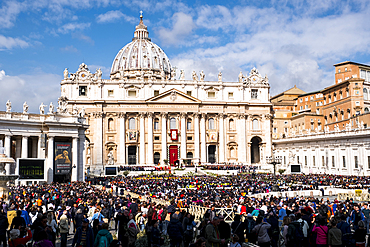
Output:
[128,146,137,165]
[169,145,178,165]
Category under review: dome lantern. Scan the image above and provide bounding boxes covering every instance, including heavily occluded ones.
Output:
[133,11,150,41]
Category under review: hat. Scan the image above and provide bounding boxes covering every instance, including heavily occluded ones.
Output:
[247,213,252,217]
[82,218,89,223]
[66,206,71,211]
[9,229,20,240]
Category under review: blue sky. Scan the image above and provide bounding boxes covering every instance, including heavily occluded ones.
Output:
[1,0,370,112]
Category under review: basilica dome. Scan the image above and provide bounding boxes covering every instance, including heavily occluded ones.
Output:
[110,15,172,78]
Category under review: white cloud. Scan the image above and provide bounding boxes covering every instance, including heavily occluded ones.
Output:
[0,35,29,50]
[96,10,136,24]
[72,33,95,45]
[60,45,78,53]
[168,2,370,95]
[0,70,61,113]
[158,12,195,46]
[0,1,24,28]
[57,22,91,34]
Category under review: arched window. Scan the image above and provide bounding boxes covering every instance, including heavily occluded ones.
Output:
[364,88,368,100]
[129,118,135,129]
[229,119,235,130]
[187,119,192,130]
[365,107,369,113]
[208,118,215,129]
[154,118,159,130]
[108,118,114,131]
[252,119,259,130]
[170,118,176,129]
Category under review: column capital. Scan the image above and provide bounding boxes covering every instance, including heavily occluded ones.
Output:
[118,112,126,118]
[147,112,154,118]
[237,113,246,119]
[138,112,146,119]
[192,112,200,118]
[160,112,168,119]
[179,112,187,118]
[201,112,207,119]
[218,113,226,119]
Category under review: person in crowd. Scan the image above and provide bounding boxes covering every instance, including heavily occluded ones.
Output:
[0,210,9,247]
[167,214,184,247]
[75,209,85,231]
[94,223,113,247]
[328,219,342,247]
[150,220,163,247]
[252,217,271,247]
[361,203,370,234]
[350,204,365,231]
[8,227,32,247]
[230,215,246,244]
[205,216,225,247]
[218,215,230,247]
[126,213,139,247]
[33,230,54,247]
[92,219,101,240]
[10,210,26,230]
[73,219,94,247]
[312,217,328,247]
[354,220,366,247]
[59,210,70,247]
[46,211,57,247]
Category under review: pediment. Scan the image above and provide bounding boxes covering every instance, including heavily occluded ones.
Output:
[146,89,201,103]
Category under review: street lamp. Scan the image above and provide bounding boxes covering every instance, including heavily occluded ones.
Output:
[266,154,282,176]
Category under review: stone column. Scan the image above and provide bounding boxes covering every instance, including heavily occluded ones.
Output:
[200,113,206,163]
[94,112,103,172]
[238,114,246,163]
[79,131,85,181]
[180,113,187,160]
[147,113,154,165]
[71,137,78,182]
[139,113,145,165]
[194,113,200,163]
[31,137,38,158]
[161,113,167,164]
[218,114,225,163]
[119,113,126,165]
[47,136,54,184]
[21,136,28,158]
[4,135,12,175]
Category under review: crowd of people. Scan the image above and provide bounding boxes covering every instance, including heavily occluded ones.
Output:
[1,173,370,247]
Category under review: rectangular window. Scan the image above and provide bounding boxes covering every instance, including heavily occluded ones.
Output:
[355,156,358,168]
[208,92,215,98]
[343,156,346,167]
[187,136,193,141]
[305,156,307,166]
[108,90,114,97]
[368,156,370,169]
[251,89,258,99]
[297,156,300,164]
[338,79,342,83]
[360,70,366,79]
[154,90,159,96]
[154,136,160,141]
[284,156,286,165]
[273,128,277,133]
[332,156,335,167]
[228,92,234,99]
[313,156,316,166]
[284,128,288,133]
[322,156,325,166]
[128,90,137,97]
[186,91,192,96]
[187,121,191,130]
[300,98,303,103]
[154,121,159,130]
[79,86,87,96]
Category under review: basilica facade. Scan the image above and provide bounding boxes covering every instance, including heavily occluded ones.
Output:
[60,16,272,175]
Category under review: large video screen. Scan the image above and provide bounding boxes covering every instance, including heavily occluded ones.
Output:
[19,159,45,180]
[291,165,301,173]
[105,167,117,176]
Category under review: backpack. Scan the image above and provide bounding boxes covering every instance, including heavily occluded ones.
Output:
[98,234,108,247]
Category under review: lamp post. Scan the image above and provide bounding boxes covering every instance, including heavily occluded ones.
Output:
[266,153,282,177]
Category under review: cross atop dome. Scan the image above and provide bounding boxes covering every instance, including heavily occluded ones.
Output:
[133,11,151,41]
